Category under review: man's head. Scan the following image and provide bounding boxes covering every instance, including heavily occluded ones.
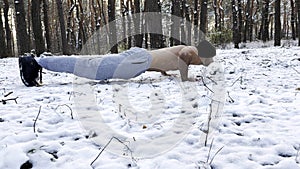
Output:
[179,43,215,66]
[196,40,216,66]
[197,40,216,58]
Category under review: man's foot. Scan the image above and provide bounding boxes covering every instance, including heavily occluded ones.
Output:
[19,54,42,87]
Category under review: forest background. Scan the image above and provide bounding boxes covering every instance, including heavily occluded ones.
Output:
[0,0,300,57]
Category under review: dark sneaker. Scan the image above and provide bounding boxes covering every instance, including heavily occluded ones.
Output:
[19,54,42,87]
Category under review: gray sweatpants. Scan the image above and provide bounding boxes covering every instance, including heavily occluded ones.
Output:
[35,47,152,80]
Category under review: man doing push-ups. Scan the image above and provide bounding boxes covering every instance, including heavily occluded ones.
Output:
[18,40,215,87]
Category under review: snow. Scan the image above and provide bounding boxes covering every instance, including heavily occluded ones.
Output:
[0,42,300,168]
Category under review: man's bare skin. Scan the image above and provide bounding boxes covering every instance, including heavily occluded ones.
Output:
[148,45,214,81]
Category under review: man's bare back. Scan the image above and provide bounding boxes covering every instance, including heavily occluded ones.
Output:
[148,45,214,81]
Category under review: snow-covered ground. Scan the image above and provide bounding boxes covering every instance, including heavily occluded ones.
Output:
[0,43,300,169]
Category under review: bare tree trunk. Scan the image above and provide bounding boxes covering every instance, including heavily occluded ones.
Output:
[297,0,300,46]
[134,0,143,47]
[91,0,96,32]
[77,0,87,51]
[3,0,12,56]
[143,1,149,49]
[214,0,219,31]
[145,0,164,49]
[237,0,243,42]
[126,0,133,48]
[200,0,208,34]
[291,0,296,40]
[282,0,287,38]
[43,0,52,51]
[249,0,254,41]
[270,14,274,40]
[194,0,199,43]
[52,3,61,53]
[27,0,32,49]
[108,0,118,53]
[32,0,45,56]
[296,2,299,37]
[232,0,239,48]
[67,0,75,50]
[275,0,281,46]
[56,0,69,55]
[120,0,127,46]
[219,0,225,30]
[262,0,269,42]
[244,0,251,42]
[91,0,102,54]
[180,0,187,44]
[0,7,7,58]
[100,0,108,26]
[184,0,192,45]
[171,0,181,46]
[14,0,30,55]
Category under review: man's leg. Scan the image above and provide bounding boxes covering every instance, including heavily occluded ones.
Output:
[19,54,102,87]
[35,56,77,74]
[35,56,107,81]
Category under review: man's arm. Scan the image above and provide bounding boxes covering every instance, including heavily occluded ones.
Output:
[178,57,189,81]
[178,46,199,81]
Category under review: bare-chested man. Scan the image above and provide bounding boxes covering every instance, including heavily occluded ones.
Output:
[19,41,215,86]
[148,45,213,81]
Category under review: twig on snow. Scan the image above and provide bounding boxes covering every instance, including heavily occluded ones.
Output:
[295,145,300,164]
[197,76,214,93]
[198,138,224,168]
[206,138,215,163]
[1,97,18,105]
[204,103,213,147]
[230,76,243,87]
[33,106,42,133]
[1,91,18,105]
[4,91,13,97]
[55,104,74,119]
[204,99,221,147]
[90,136,135,168]
[291,67,300,74]
[209,145,224,165]
[227,91,235,103]
[206,76,218,85]
[296,149,300,164]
